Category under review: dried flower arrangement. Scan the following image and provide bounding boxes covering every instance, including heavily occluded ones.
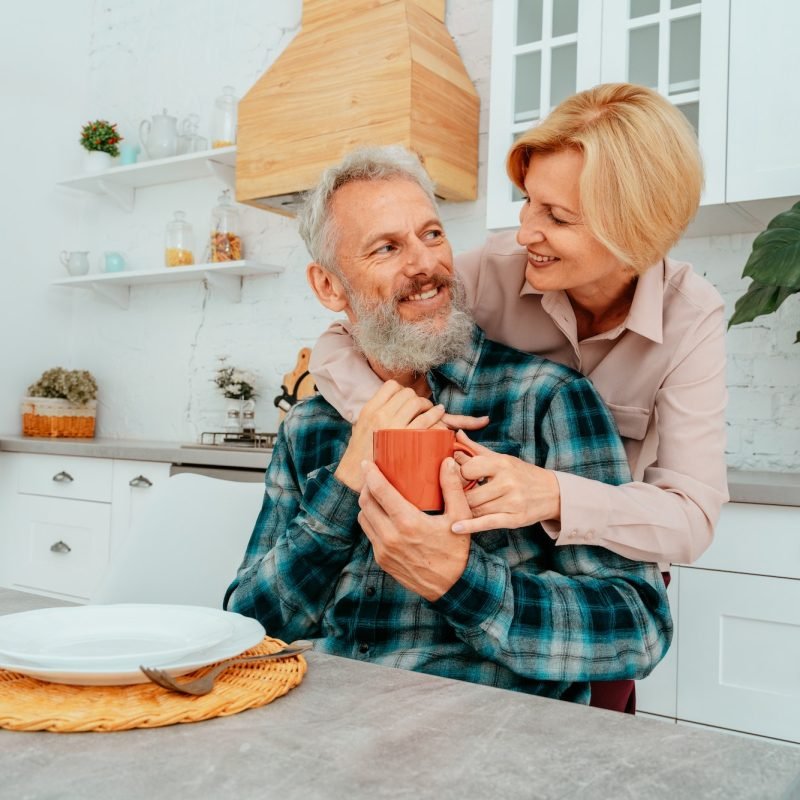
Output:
[27,368,98,406]
[214,360,257,400]
[80,120,123,157]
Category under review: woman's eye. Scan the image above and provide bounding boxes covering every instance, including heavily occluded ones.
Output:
[548,212,568,226]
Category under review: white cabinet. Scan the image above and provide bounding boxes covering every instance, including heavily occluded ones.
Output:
[486,0,800,235]
[0,453,171,602]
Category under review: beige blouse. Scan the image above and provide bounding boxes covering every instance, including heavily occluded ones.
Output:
[310,230,729,569]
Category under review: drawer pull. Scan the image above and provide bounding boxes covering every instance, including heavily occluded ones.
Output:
[52,471,74,483]
[50,540,72,554]
[129,475,154,488]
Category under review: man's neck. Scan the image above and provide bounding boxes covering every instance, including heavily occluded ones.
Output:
[368,360,432,399]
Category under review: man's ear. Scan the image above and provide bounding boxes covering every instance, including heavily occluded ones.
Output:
[307,262,350,313]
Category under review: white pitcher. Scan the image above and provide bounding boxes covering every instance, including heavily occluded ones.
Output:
[139,109,178,159]
[60,251,90,276]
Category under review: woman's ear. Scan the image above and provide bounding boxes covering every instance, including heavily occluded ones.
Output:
[307,263,350,313]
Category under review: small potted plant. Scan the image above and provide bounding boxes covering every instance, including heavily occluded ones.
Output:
[214,359,257,434]
[22,368,99,438]
[80,119,123,173]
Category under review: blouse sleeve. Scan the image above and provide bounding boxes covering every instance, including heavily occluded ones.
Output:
[543,303,729,566]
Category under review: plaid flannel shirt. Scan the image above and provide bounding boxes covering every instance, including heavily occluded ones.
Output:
[225,325,672,703]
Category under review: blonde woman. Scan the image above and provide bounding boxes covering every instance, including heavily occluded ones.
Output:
[308,83,729,713]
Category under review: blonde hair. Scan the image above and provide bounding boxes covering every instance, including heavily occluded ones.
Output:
[507,83,703,273]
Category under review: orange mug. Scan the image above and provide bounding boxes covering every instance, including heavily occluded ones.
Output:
[373,429,478,512]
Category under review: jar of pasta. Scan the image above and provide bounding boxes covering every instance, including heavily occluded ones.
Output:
[208,190,243,262]
[165,211,194,267]
[210,86,237,149]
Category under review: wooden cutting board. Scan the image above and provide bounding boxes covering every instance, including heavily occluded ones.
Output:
[277,348,317,420]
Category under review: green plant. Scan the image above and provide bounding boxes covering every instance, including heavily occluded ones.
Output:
[729,200,800,343]
[79,119,122,157]
[214,360,257,400]
[27,368,98,406]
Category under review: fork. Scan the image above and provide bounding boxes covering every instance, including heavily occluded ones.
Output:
[139,640,314,695]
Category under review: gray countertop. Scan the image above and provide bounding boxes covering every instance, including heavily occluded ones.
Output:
[1,589,799,800]
[2,434,799,506]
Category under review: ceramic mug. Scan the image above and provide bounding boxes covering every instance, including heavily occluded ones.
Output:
[373,429,478,512]
[60,250,90,276]
[103,251,126,272]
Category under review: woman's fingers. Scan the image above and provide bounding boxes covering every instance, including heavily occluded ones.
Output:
[441,413,489,431]
[451,513,511,535]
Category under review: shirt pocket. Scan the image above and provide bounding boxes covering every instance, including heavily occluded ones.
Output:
[605,402,650,442]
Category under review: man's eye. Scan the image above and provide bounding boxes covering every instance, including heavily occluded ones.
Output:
[373,244,396,255]
[424,229,444,241]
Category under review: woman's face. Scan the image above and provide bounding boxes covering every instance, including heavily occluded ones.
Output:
[516,149,629,300]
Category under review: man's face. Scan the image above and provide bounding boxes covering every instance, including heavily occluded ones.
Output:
[330,177,456,328]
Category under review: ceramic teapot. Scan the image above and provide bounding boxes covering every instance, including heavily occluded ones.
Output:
[139,110,178,160]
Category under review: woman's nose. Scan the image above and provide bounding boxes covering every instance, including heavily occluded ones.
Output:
[517,209,544,246]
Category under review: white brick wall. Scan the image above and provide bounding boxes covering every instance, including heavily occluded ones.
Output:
[2,0,798,472]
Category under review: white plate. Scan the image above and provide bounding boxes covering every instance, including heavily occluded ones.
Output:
[0,606,266,685]
[0,604,236,668]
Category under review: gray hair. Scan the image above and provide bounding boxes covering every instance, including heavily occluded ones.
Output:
[296,145,439,272]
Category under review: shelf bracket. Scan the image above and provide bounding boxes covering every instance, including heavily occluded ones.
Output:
[203,271,242,302]
[96,179,135,212]
[90,281,130,309]
[207,159,236,188]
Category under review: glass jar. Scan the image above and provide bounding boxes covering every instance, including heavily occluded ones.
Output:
[210,86,238,148]
[165,211,195,267]
[208,190,243,262]
[177,114,208,155]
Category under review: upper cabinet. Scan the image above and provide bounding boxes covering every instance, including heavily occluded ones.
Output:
[486,0,800,236]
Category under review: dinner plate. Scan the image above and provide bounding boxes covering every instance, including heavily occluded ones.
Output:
[0,605,237,668]
[0,605,266,685]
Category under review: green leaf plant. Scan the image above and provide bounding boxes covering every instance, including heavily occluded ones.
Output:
[728,200,800,344]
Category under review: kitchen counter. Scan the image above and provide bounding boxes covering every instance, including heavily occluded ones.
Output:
[1,588,799,800]
[2,435,798,506]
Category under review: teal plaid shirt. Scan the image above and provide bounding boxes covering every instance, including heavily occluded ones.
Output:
[225,325,672,703]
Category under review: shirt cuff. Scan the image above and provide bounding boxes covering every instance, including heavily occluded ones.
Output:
[543,471,612,548]
[301,465,361,540]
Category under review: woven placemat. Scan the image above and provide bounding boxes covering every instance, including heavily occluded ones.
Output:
[0,636,307,733]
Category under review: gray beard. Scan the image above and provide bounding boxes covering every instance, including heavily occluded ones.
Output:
[347,276,473,375]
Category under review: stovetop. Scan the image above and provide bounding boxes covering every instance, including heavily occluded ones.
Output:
[181,431,278,450]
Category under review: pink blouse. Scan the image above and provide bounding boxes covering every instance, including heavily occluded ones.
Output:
[310,230,729,570]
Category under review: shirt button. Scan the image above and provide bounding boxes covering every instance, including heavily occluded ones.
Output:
[366,586,376,597]
[359,642,369,654]
[569,530,578,538]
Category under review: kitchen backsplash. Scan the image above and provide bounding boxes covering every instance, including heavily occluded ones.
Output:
[2,0,798,471]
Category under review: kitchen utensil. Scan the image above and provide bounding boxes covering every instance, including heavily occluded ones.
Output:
[140,640,313,695]
[103,251,126,272]
[139,109,178,159]
[60,250,90,276]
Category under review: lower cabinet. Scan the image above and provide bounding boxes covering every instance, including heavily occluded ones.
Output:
[0,453,171,602]
[637,502,800,745]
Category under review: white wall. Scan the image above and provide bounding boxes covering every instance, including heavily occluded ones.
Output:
[2,0,798,472]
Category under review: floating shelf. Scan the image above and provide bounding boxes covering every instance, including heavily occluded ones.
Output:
[52,260,283,308]
[57,146,237,210]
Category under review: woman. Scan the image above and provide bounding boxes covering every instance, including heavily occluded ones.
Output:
[308,83,729,713]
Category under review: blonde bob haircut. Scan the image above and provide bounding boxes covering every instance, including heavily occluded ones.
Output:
[507,83,703,273]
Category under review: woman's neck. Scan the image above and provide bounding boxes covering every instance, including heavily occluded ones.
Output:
[568,273,638,341]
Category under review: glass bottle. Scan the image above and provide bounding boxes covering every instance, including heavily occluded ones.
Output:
[209,190,243,262]
[210,86,238,148]
[164,211,195,267]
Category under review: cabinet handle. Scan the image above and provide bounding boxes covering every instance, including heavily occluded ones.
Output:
[129,475,153,488]
[50,540,72,554]
[52,471,74,483]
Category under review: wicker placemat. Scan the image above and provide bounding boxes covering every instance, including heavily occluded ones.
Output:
[0,636,307,733]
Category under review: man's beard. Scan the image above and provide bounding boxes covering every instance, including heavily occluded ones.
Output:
[347,274,473,375]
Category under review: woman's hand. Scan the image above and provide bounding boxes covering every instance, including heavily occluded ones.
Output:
[450,431,562,534]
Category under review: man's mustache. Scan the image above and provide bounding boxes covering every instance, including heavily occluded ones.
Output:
[390,274,453,305]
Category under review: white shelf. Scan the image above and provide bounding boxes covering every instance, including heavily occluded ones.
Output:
[57,146,237,210]
[52,260,283,308]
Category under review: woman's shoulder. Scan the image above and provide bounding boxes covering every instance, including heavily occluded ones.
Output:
[663,257,725,315]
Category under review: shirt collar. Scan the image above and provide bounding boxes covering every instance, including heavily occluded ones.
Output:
[429,323,485,395]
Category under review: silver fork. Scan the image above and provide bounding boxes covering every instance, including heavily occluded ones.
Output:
[139,640,313,695]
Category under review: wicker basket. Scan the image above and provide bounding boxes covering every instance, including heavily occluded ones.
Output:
[21,397,97,438]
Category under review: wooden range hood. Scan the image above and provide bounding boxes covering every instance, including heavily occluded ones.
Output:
[235,0,479,215]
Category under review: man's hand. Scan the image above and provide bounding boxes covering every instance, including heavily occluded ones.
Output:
[358,457,472,601]
[450,431,561,534]
[335,381,446,492]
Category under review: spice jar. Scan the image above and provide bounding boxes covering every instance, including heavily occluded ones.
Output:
[210,86,238,148]
[165,211,195,267]
[208,190,243,262]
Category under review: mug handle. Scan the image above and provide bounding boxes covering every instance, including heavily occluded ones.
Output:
[59,250,68,265]
[452,441,479,491]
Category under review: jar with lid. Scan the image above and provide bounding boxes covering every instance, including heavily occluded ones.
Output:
[177,114,208,155]
[210,86,238,148]
[208,190,243,262]
[165,211,195,267]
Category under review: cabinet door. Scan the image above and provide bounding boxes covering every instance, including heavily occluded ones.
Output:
[9,495,112,601]
[677,568,800,744]
[726,0,800,204]
[636,567,680,719]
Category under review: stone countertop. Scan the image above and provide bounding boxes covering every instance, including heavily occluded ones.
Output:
[1,589,799,800]
[1,435,798,506]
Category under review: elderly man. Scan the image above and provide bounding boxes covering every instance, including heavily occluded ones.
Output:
[225,146,671,704]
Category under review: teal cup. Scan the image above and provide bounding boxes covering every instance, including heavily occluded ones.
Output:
[104,251,126,272]
[119,143,141,165]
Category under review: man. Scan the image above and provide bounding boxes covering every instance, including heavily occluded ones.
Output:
[225,146,671,704]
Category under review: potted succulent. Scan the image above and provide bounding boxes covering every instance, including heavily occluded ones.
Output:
[80,119,123,173]
[22,368,99,438]
[729,201,800,344]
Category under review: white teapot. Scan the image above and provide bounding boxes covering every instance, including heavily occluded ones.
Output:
[139,109,178,160]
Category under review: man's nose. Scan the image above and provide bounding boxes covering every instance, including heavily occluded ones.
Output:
[401,237,439,276]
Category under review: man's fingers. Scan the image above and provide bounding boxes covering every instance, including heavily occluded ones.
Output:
[440,457,472,520]
[362,461,415,518]
[441,413,490,431]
